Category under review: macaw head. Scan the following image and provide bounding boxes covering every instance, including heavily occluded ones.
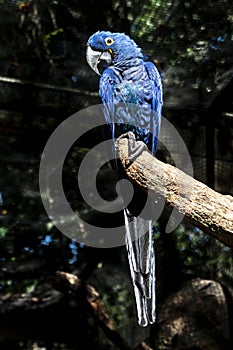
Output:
[86,31,143,75]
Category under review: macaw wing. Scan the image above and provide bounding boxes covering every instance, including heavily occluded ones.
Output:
[99,63,161,327]
[99,67,115,140]
[144,61,163,154]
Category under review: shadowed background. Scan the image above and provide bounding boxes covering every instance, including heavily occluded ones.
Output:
[0,1,233,349]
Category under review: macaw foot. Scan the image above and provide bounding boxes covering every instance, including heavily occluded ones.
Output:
[126,131,148,162]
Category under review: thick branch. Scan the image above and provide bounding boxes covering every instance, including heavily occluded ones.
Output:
[116,136,233,248]
[49,271,131,350]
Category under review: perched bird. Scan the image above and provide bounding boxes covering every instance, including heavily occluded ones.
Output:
[86,31,163,327]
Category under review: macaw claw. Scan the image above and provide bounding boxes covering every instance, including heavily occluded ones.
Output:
[127,131,148,162]
[118,131,148,162]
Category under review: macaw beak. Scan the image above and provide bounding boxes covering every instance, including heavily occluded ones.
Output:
[86,45,112,75]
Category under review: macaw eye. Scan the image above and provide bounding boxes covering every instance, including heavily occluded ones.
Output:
[105,37,114,46]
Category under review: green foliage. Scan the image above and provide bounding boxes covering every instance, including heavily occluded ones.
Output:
[0,0,232,347]
[0,227,8,238]
[172,223,233,283]
[44,28,64,43]
[102,282,135,326]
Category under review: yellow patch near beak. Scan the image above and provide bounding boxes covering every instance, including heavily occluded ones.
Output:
[108,49,114,57]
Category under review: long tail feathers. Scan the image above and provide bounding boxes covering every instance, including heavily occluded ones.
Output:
[124,209,156,327]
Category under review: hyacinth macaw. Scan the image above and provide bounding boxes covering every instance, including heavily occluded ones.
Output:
[86,31,163,327]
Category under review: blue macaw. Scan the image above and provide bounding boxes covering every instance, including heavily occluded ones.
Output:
[86,31,163,327]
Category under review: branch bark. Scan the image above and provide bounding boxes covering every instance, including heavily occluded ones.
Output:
[49,271,132,350]
[50,272,155,350]
[116,134,233,248]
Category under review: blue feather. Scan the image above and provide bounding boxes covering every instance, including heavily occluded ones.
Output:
[87,31,163,326]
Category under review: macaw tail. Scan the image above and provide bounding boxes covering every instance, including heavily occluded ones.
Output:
[124,209,156,327]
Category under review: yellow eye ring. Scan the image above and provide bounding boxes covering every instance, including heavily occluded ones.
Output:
[105,37,114,46]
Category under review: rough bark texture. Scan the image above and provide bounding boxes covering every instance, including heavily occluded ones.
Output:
[0,273,151,350]
[116,135,233,248]
[0,274,231,350]
[153,279,230,350]
[49,271,131,350]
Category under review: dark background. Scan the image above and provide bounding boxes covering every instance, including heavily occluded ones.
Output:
[0,0,233,349]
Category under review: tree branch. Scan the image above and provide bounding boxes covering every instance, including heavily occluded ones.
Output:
[116,134,233,248]
[49,271,132,350]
